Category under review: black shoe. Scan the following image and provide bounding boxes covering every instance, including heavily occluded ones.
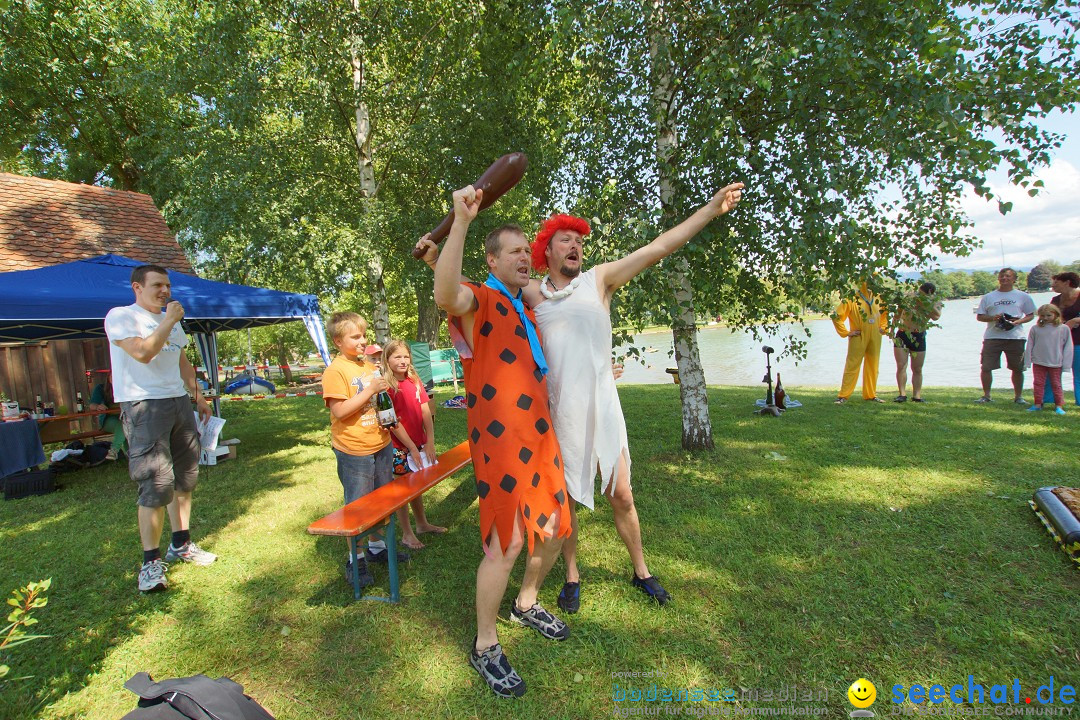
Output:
[469,638,526,698]
[631,573,671,606]
[365,547,410,564]
[893,395,907,403]
[911,398,925,403]
[345,558,374,588]
[510,602,570,641]
[557,581,580,614]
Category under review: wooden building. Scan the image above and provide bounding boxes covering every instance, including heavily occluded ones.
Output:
[0,173,193,419]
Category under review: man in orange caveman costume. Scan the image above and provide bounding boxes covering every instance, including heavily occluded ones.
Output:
[433,184,571,699]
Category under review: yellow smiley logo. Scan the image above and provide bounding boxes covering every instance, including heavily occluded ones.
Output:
[848,678,877,708]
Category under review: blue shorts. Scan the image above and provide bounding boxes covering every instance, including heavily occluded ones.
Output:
[333,444,393,505]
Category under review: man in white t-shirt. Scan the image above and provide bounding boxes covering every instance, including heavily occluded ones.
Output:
[974,267,1036,404]
[105,264,215,592]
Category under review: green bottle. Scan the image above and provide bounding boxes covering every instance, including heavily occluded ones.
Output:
[373,370,398,428]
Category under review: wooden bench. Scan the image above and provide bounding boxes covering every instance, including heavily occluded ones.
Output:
[37,408,119,444]
[307,441,472,602]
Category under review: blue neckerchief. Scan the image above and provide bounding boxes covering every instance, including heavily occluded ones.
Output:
[857,290,875,314]
[483,273,548,377]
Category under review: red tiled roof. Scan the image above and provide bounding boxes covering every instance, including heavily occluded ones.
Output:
[0,173,193,273]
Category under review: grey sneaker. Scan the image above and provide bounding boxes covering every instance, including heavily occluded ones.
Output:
[165,541,217,565]
[1013,397,1029,405]
[974,396,992,403]
[469,639,526,698]
[138,559,168,592]
[510,602,569,641]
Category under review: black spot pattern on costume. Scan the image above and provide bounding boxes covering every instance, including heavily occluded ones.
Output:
[495,302,509,316]
[481,384,497,401]
[477,480,490,499]
[499,348,517,364]
[487,420,505,438]
[531,472,541,488]
[467,393,477,408]
[480,321,493,336]
[500,474,518,493]
[535,418,549,435]
[519,447,533,464]
[516,394,533,410]
[470,427,480,444]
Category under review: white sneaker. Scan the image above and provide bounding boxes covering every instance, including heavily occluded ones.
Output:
[138,559,168,592]
[165,541,217,565]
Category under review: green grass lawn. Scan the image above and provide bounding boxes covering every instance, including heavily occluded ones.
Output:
[1,386,1078,719]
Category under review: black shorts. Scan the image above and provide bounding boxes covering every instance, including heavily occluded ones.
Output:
[895,330,926,353]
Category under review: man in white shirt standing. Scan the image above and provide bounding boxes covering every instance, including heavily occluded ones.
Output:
[974,267,1036,404]
[105,264,215,592]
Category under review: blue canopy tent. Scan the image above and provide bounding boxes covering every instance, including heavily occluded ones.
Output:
[0,254,331,414]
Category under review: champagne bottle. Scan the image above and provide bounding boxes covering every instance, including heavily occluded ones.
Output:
[775,373,786,410]
[372,370,398,428]
[76,391,84,413]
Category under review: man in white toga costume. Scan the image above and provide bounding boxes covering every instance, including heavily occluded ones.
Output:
[416,182,743,611]
[522,183,743,611]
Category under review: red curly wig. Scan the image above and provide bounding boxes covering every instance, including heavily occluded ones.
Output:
[532,214,591,272]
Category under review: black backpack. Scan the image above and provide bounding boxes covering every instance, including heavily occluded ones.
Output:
[121,672,276,720]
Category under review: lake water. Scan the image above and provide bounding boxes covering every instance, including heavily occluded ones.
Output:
[617,292,1056,389]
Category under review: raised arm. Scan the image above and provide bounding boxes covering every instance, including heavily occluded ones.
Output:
[433,186,482,317]
[113,302,185,364]
[596,182,744,294]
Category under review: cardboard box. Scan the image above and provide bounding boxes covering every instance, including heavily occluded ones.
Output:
[199,445,237,466]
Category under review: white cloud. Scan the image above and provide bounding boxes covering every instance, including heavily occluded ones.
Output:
[942,158,1080,270]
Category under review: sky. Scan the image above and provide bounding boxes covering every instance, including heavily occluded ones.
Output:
[935,109,1079,271]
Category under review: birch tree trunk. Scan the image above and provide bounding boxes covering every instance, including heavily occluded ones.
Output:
[650,0,713,450]
[351,0,390,343]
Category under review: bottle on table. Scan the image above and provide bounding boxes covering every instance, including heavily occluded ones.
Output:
[76,392,84,413]
[35,395,44,416]
[775,373,786,410]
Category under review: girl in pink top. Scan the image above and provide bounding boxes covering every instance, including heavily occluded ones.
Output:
[1025,305,1074,415]
[382,340,448,548]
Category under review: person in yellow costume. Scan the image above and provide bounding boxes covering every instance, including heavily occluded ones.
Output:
[833,281,890,404]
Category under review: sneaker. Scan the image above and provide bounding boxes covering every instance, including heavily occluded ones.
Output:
[345,558,374,588]
[893,396,907,403]
[469,639,526,698]
[557,581,580,614]
[1013,397,1029,405]
[365,547,410,564]
[165,541,217,566]
[631,573,671,606]
[974,396,992,403]
[509,602,569,641]
[138,559,168,592]
[867,397,884,403]
[1027,405,1042,412]
[1054,407,1067,416]
[834,397,847,405]
[912,398,925,403]
[105,449,118,461]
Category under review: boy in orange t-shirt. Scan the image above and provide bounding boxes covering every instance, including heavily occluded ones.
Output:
[321,312,408,587]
